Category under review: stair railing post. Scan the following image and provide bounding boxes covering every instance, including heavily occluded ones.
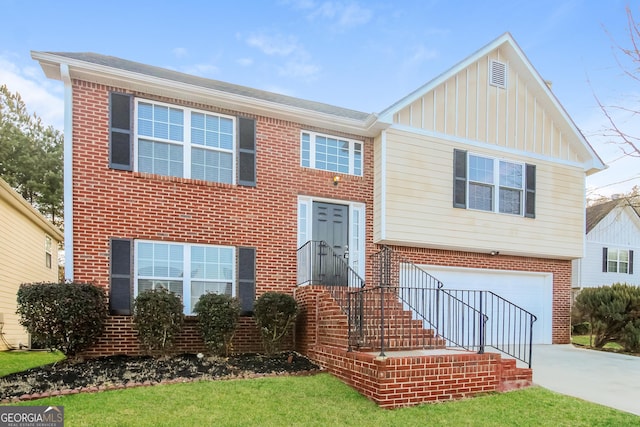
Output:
[478,291,485,354]
[379,284,385,357]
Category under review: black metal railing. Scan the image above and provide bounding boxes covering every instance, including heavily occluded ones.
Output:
[297,240,365,310]
[349,246,536,367]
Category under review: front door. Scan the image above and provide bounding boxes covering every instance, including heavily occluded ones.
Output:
[312,202,349,285]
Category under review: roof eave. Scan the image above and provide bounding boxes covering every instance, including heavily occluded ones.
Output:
[32,51,381,138]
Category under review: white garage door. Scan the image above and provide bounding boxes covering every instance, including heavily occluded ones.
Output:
[416,265,553,345]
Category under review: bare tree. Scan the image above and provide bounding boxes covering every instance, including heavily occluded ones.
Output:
[595,5,640,158]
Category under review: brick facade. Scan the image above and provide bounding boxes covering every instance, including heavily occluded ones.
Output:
[70,80,374,356]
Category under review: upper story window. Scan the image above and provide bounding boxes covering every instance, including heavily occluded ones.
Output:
[109,93,257,187]
[136,100,235,184]
[300,131,363,176]
[45,235,52,269]
[454,149,536,218]
[135,240,235,315]
[603,248,634,274]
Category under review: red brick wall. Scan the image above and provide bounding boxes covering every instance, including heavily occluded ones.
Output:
[70,80,375,355]
[384,245,572,344]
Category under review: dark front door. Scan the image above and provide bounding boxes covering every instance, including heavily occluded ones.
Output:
[312,202,349,285]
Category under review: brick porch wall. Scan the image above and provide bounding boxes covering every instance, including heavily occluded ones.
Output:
[384,245,572,344]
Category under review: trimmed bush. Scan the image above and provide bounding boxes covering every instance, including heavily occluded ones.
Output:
[253,292,298,354]
[16,282,107,356]
[572,283,640,351]
[133,288,184,356]
[194,293,240,356]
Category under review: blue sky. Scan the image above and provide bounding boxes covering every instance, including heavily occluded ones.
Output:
[1,0,638,199]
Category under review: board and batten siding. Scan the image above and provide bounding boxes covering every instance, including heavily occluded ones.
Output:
[376,127,585,259]
[573,205,640,287]
[0,180,62,350]
[393,48,588,165]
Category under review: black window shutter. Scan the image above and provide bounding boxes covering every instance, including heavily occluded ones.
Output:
[525,164,536,218]
[238,117,256,186]
[602,247,608,273]
[110,92,133,170]
[630,250,634,275]
[110,238,132,315]
[238,247,256,315]
[453,149,467,208]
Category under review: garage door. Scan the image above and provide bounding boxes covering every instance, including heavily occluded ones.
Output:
[415,265,553,344]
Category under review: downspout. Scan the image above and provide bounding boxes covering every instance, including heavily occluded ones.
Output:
[61,64,73,281]
[380,130,387,241]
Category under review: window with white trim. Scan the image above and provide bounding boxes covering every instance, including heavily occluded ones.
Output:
[135,241,235,315]
[45,235,52,269]
[468,154,524,215]
[301,131,362,176]
[606,248,630,273]
[136,99,235,183]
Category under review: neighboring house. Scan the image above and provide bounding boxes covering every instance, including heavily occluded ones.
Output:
[0,178,63,350]
[572,197,640,291]
[31,32,603,357]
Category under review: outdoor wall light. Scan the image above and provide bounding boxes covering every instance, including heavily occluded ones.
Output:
[490,250,500,256]
[333,175,341,186]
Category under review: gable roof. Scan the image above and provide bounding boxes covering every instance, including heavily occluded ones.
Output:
[378,32,605,175]
[0,178,63,241]
[31,51,383,137]
[586,197,640,233]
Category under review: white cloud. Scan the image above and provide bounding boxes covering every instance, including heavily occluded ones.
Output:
[179,63,219,77]
[405,45,439,66]
[284,0,373,30]
[172,47,189,58]
[0,53,64,130]
[278,60,320,79]
[246,33,299,56]
[237,57,254,67]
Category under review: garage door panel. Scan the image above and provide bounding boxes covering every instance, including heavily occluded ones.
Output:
[411,266,553,345]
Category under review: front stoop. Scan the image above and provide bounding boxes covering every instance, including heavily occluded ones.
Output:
[294,285,533,409]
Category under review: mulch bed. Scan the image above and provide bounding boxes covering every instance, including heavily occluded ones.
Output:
[0,351,321,403]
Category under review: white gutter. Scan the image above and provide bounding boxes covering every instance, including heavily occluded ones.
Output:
[61,63,73,281]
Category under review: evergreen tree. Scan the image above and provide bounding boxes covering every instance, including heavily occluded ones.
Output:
[0,84,63,226]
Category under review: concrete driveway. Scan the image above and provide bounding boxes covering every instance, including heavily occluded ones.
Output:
[531,344,640,416]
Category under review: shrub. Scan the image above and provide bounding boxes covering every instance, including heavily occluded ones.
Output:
[253,292,298,354]
[133,288,184,356]
[571,322,591,336]
[16,282,107,356]
[573,283,640,351]
[194,293,240,356]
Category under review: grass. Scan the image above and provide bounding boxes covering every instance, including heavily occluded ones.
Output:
[0,350,65,376]
[2,351,638,426]
[572,335,624,350]
[2,374,639,426]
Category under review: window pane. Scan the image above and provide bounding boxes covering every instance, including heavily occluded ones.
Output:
[500,161,523,188]
[469,183,493,211]
[608,261,618,273]
[469,155,494,184]
[301,133,311,167]
[499,188,522,215]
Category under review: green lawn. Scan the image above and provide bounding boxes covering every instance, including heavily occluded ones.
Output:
[0,350,65,376]
[572,335,624,350]
[2,351,639,426]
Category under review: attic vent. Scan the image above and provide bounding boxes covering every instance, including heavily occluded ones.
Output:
[489,60,507,88]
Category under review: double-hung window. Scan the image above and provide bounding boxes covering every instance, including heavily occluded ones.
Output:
[604,248,634,274]
[136,100,235,184]
[135,241,235,315]
[455,149,535,217]
[45,235,52,269]
[301,131,363,176]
